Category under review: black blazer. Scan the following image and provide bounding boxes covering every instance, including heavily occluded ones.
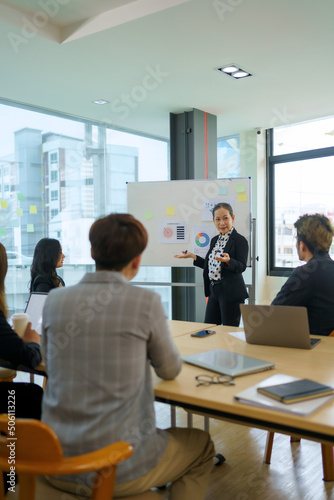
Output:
[32,274,65,293]
[271,253,334,336]
[0,309,41,368]
[194,229,249,303]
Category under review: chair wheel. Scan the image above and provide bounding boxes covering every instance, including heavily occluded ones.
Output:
[213,453,226,466]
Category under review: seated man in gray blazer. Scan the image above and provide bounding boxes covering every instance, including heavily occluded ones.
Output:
[272,213,334,336]
[41,213,215,499]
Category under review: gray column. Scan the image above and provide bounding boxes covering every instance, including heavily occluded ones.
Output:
[170,109,217,321]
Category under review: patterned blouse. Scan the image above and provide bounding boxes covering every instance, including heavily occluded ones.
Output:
[208,227,234,281]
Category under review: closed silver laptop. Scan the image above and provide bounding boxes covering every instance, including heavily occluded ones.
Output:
[240,304,321,349]
[182,349,275,377]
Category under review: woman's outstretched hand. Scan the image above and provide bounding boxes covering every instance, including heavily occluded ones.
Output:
[214,252,230,264]
[174,251,196,260]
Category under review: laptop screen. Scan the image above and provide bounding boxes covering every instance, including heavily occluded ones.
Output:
[24,292,48,335]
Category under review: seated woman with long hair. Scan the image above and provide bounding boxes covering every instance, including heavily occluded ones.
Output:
[30,238,65,293]
[0,243,41,369]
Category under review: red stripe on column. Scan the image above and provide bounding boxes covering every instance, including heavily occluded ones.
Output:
[204,112,208,179]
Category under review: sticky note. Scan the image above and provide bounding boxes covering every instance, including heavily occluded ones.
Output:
[12,220,19,228]
[1,201,8,209]
[0,228,6,236]
[145,210,154,220]
[27,224,34,233]
[17,208,23,217]
[238,193,248,203]
[166,206,175,216]
[30,205,37,214]
[236,184,245,194]
[218,186,228,195]
[17,193,24,201]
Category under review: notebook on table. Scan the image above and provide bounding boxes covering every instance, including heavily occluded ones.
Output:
[240,304,321,349]
[182,349,275,377]
[257,378,334,404]
[24,292,48,335]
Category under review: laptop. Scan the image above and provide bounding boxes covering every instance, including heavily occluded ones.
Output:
[24,292,48,335]
[182,349,275,377]
[240,304,321,349]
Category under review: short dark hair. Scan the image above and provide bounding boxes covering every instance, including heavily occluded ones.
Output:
[89,213,148,271]
[295,213,334,254]
[212,203,234,218]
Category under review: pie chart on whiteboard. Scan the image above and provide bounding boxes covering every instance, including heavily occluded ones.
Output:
[163,227,174,239]
[195,232,210,247]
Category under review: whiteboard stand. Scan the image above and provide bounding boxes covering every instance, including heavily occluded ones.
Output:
[249,218,258,305]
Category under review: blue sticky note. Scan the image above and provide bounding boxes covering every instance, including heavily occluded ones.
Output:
[218,186,228,195]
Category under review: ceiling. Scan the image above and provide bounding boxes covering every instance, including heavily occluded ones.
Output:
[1,0,334,139]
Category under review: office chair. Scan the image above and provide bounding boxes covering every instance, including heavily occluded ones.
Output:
[0,367,16,382]
[264,331,334,481]
[0,415,133,500]
[264,431,334,481]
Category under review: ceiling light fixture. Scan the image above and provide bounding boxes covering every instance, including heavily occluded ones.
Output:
[93,99,109,105]
[217,64,252,80]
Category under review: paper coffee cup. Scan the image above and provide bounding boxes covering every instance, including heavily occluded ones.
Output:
[11,313,29,338]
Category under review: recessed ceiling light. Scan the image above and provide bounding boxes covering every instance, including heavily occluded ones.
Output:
[233,71,250,78]
[221,65,239,73]
[93,99,109,105]
[217,64,252,80]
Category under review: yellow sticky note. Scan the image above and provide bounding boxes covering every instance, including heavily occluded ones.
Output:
[17,208,23,217]
[166,206,175,216]
[238,193,248,203]
[1,200,8,209]
[236,184,245,194]
[30,205,37,214]
[27,224,34,233]
[145,210,154,220]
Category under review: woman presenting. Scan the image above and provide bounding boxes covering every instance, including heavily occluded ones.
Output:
[175,202,248,326]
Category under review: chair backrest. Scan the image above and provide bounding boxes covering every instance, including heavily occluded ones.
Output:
[0,414,63,464]
[0,415,133,500]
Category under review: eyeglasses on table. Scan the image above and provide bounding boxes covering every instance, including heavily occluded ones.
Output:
[195,374,235,386]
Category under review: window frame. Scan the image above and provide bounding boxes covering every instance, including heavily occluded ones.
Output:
[267,128,334,276]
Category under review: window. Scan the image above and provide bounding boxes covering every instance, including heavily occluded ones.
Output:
[51,190,58,201]
[50,171,58,183]
[217,135,240,178]
[0,100,169,316]
[50,152,58,165]
[267,117,334,275]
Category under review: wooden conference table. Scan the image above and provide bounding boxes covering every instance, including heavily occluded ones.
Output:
[154,321,334,479]
[2,320,334,476]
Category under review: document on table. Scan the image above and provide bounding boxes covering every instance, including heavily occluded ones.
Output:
[234,373,334,416]
[227,331,246,341]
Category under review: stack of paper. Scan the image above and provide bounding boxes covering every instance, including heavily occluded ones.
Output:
[234,373,334,416]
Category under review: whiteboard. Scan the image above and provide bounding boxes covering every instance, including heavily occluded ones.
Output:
[127,178,251,267]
